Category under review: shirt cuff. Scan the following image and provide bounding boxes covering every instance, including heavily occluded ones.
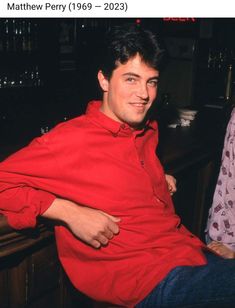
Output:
[7,191,56,230]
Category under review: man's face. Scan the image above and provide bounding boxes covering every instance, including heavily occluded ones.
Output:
[98,54,159,128]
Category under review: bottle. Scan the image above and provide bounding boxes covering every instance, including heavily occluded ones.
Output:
[4,19,10,52]
[27,21,32,52]
[22,20,27,52]
[0,20,4,52]
[225,64,232,101]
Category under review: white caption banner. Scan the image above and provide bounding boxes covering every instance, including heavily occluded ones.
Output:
[0,0,234,18]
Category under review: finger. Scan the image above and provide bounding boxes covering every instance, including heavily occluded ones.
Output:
[104,229,114,240]
[207,242,221,250]
[168,185,176,195]
[97,234,109,246]
[90,239,101,249]
[208,241,220,247]
[207,243,216,248]
[108,221,120,235]
[103,212,121,223]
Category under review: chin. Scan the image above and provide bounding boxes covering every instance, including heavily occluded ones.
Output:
[128,119,145,128]
[123,114,147,128]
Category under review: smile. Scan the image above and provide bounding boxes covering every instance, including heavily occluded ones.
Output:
[129,103,148,111]
[129,102,148,107]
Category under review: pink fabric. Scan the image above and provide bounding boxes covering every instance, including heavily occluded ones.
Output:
[206,108,235,251]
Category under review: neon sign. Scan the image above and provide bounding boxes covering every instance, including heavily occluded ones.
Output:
[163,18,196,22]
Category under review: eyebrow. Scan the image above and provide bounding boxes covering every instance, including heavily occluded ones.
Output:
[122,72,159,80]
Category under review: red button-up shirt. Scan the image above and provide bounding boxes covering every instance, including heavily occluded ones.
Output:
[0,101,206,307]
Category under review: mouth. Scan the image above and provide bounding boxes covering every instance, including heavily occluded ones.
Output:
[129,102,148,112]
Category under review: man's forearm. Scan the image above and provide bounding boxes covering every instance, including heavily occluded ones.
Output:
[42,198,121,248]
[42,198,73,223]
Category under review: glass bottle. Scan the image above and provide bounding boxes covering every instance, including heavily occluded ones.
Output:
[225,64,233,101]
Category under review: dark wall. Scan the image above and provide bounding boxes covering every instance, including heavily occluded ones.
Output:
[0,18,234,147]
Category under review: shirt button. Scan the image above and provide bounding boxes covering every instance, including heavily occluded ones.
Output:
[140,160,144,166]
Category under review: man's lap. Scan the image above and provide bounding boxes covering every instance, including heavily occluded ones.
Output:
[136,252,235,307]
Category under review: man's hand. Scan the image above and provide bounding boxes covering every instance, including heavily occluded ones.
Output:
[165,174,177,195]
[42,198,121,249]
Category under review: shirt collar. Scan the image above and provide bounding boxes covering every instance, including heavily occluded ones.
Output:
[86,100,157,136]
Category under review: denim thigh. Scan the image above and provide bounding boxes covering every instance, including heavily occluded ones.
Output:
[136,252,235,308]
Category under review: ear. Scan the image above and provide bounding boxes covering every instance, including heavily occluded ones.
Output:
[97,70,109,92]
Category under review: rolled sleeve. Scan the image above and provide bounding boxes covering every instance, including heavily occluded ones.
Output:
[1,189,56,229]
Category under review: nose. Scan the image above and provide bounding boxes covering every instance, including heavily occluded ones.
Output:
[136,82,149,101]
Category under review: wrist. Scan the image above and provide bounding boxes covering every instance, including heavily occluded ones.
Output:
[42,198,77,224]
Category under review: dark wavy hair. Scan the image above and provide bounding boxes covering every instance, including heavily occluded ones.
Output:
[100,23,166,79]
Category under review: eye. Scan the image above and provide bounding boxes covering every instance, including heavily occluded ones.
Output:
[126,77,137,83]
[148,79,158,87]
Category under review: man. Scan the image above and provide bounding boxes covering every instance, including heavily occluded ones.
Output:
[0,24,235,307]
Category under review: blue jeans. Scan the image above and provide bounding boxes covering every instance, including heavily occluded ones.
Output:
[136,252,235,307]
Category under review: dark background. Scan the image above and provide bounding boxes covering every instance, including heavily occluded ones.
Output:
[0,18,234,146]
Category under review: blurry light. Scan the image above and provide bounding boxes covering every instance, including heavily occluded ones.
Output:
[163,18,196,23]
[136,19,141,24]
